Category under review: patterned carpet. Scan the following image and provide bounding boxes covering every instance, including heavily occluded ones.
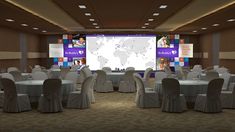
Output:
[1,91,235,132]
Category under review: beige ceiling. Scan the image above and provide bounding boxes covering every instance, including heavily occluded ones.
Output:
[1,0,235,34]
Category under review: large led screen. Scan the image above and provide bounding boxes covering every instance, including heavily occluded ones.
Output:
[86,35,156,70]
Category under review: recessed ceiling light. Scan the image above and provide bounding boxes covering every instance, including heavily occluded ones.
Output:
[212,24,219,27]
[21,24,28,27]
[144,23,149,25]
[78,5,86,9]
[148,19,154,21]
[193,30,197,33]
[141,26,146,28]
[42,30,47,33]
[5,19,14,22]
[227,19,235,22]
[153,13,159,16]
[159,5,167,9]
[33,27,39,30]
[95,26,100,29]
[92,23,98,25]
[85,13,91,16]
[201,27,207,30]
[89,19,95,21]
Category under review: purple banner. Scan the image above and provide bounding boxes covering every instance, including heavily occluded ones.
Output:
[157,48,179,58]
[64,48,86,57]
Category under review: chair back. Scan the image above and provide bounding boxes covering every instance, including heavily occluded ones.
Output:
[187,71,200,80]
[32,71,48,80]
[205,71,219,81]
[133,74,145,95]
[162,78,180,98]
[1,73,15,81]
[143,68,153,81]
[81,76,93,95]
[96,70,107,85]
[32,67,41,73]
[7,67,19,73]
[48,70,61,79]
[207,78,224,100]
[65,72,78,84]
[9,71,23,81]
[51,65,60,69]
[70,65,80,72]
[220,72,231,90]
[126,67,135,71]
[42,79,62,99]
[102,67,112,73]
[216,67,228,74]
[192,65,202,73]
[155,72,167,82]
[60,67,70,79]
[81,67,92,78]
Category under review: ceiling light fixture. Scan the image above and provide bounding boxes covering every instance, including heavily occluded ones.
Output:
[201,27,207,30]
[78,5,86,9]
[85,13,91,16]
[227,19,235,22]
[95,26,100,29]
[144,23,149,25]
[21,23,28,27]
[92,23,98,25]
[159,5,167,9]
[5,18,14,22]
[153,13,159,16]
[192,30,197,33]
[33,27,39,30]
[42,30,47,33]
[148,19,154,21]
[89,19,95,21]
[212,24,219,27]
[141,26,146,28]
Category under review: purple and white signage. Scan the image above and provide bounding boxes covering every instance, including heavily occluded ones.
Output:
[64,48,86,58]
[156,48,179,58]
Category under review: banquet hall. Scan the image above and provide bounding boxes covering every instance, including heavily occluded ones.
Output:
[0,0,235,132]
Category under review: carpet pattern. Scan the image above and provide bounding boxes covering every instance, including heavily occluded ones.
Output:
[1,91,235,132]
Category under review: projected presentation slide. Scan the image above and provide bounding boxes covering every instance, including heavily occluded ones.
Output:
[86,35,156,70]
[49,44,64,58]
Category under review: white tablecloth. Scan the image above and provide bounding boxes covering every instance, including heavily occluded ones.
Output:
[106,72,125,87]
[15,80,74,102]
[155,80,209,102]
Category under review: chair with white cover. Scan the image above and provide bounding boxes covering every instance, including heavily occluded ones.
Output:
[216,67,228,74]
[32,67,41,73]
[88,75,96,103]
[187,71,200,80]
[161,78,187,113]
[7,67,19,73]
[213,65,219,70]
[1,78,31,112]
[95,70,113,92]
[38,79,63,113]
[155,72,167,82]
[78,67,92,84]
[1,73,15,81]
[205,71,219,81]
[48,69,61,79]
[192,65,202,73]
[143,68,153,87]
[51,65,60,69]
[118,70,136,92]
[67,76,93,109]
[194,78,224,113]
[9,70,24,81]
[65,72,78,90]
[133,74,160,108]
[60,67,70,79]
[220,72,231,91]
[126,67,135,71]
[70,65,80,72]
[102,67,112,73]
[32,71,48,80]
[221,84,235,108]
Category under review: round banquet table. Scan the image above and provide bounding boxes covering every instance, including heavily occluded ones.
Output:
[155,80,209,102]
[15,80,75,103]
[106,72,125,87]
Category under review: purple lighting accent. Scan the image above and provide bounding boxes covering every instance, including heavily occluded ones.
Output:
[157,48,179,58]
[64,48,86,57]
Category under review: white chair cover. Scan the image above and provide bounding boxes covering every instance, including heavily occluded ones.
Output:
[133,74,160,108]
[187,71,200,80]
[161,78,187,112]
[1,78,31,112]
[51,65,60,69]
[7,67,19,73]
[119,70,136,92]
[155,72,167,82]
[38,79,63,113]
[102,67,112,73]
[194,78,224,113]
[60,67,70,79]
[88,75,96,103]
[221,85,235,108]
[48,69,61,79]
[1,73,15,81]
[67,76,93,109]
[216,67,229,74]
[34,65,41,68]
[32,67,41,73]
[65,72,78,90]
[126,67,135,71]
[143,68,153,87]
[9,71,24,81]
[70,65,80,72]
[78,67,92,84]
[213,65,219,70]
[32,71,48,80]
[220,72,231,91]
[95,70,113,92]
[205,71,219,81]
